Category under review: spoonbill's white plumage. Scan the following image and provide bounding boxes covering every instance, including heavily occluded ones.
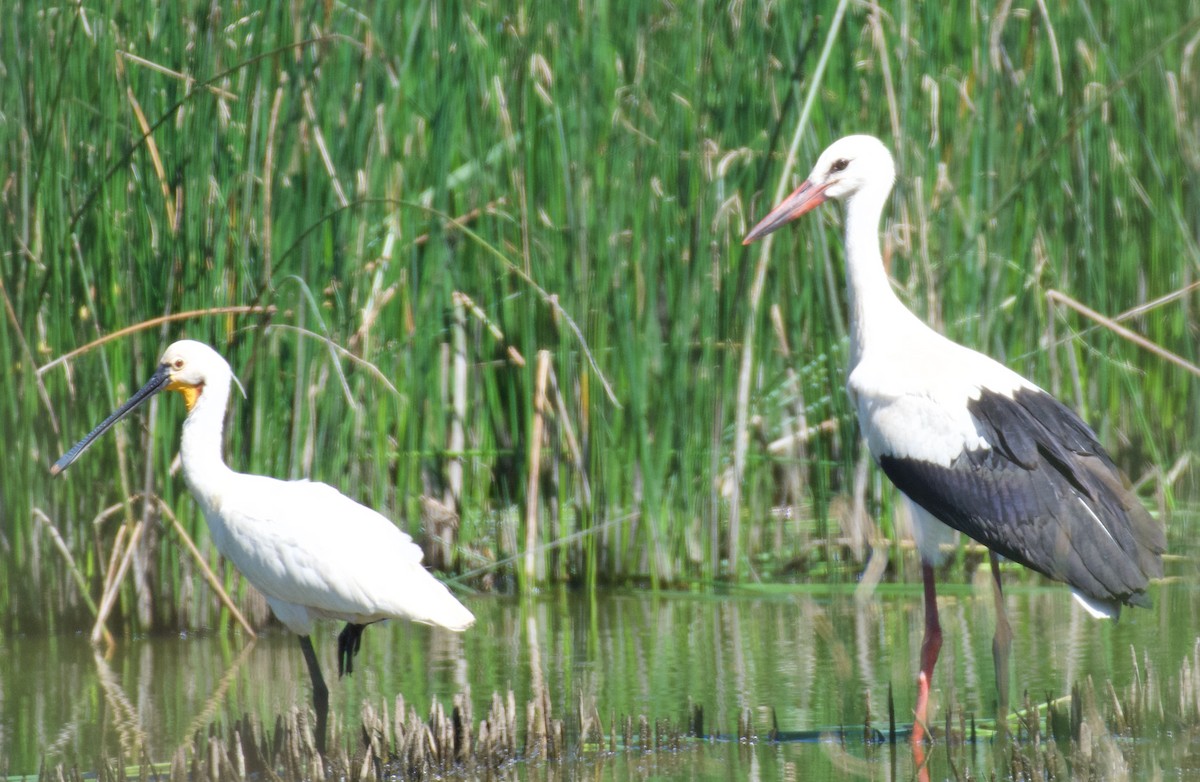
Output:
[53,339,474,754]
[744,135,1164,743]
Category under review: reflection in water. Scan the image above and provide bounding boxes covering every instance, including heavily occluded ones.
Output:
[179,638,257,738]
[91,647,146,757]
[4,579,1195,779]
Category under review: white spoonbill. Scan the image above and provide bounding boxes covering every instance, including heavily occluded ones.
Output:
[52,339,475,754]
[743,135,1163,743]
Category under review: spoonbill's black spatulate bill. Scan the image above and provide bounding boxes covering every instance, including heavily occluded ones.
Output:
[743,134,1164,743]
[53,340,475,755]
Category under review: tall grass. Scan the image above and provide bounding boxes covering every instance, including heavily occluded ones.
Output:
[3,0,1198,633]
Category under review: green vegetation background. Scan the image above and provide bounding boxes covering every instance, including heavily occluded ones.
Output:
[4,1,1197,634]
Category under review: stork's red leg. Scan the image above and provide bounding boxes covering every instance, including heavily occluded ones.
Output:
[913,563,942,745]
[990,551,1013,736]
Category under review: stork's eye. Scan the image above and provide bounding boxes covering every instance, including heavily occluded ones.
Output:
[830,158,849,173]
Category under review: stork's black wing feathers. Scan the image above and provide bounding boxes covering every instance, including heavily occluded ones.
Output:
[878,387,1164,609]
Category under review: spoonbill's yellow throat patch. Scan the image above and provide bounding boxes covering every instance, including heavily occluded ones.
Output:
[167,379,203,412]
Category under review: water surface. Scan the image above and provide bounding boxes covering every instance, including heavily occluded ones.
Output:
[6,565,1198,779]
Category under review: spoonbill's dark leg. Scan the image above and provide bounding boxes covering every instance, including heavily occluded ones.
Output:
[298,635,329,755]
[912,563,942,746]
[990,551,1013,735]
[338,623,367,677]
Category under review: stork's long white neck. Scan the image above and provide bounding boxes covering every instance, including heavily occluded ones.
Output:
[179,374,235,505]
[841,176,924,368]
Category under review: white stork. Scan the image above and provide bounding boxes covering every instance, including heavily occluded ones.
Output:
[743,134,1164,742]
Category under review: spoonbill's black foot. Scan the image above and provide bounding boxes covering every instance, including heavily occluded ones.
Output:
[338,622,367,677]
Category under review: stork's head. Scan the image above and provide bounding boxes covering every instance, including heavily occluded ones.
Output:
[743,134,895,244]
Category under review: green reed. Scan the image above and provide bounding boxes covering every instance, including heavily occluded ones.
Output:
[3,0,1198,632]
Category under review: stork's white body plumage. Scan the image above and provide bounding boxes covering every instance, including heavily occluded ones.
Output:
[53,340,473,754]
[848,328,1030,470]
[744,134,1164,744]
[847,323,1030,558]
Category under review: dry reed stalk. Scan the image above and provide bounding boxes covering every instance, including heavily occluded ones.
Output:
[1047,289,1200,378]
[82,493,256,638]
[547,363,590,504]
[301,88,348,208]
[446,294,467,516]
[265,324,397,398]
[523,350,552,582]
[38,307,278,376]
[491,74,530,277]
[451,290,526,365]
[261,84,285,289]
[123,84,177,233]
[115,50,238,100]
[31,508,113,646]
[91,518,146,645]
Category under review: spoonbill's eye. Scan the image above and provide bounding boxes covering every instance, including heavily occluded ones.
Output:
[173,358,185,370]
